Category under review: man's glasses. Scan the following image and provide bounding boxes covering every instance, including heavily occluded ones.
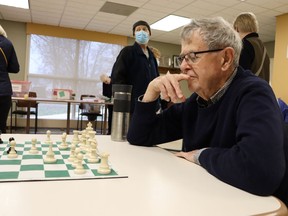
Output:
[177,48,224,65]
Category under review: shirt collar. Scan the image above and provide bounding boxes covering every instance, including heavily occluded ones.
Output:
[197,68,237,108]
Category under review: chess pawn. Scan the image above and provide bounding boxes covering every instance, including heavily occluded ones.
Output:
[72,130,80,143]
[74,153,86,174]
[78,131,86,147]
[8,140,18,158]
[88,141,99,163]
[29,138,39,154]
[59,133,68,150]
[72,148,81,168]
[44,141,57,163]
[98,152,111,174]
[45,130,51,144]
[68,143,76,162]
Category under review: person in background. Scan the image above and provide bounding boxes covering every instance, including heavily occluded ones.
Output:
[233,12,270,83]
[100,74,112,135]
[111,20,159,114]
[127,17,288,205]
[0,25,20,133]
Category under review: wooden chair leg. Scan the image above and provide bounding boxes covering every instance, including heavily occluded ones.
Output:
[14,114,17,133]
[10,109,13,133]
[35,111,38,134]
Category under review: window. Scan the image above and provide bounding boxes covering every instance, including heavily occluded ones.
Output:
[28,34,123,119]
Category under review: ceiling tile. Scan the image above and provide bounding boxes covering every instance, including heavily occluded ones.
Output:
[0,0,286,44]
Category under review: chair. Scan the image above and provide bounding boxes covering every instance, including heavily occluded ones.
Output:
[10,91,38,134]
[77,95,103,133]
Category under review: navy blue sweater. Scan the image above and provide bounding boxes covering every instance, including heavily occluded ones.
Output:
[127,67,288,205]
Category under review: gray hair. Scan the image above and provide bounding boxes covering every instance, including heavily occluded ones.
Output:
[0,25,7,38]
[180,17,242,67]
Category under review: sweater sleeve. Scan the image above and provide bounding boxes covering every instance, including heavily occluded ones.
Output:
[239,39,254,70]
[199,81,286,196]
[7,45,20,73]
[111,47,130,85]
[127,98,183,146]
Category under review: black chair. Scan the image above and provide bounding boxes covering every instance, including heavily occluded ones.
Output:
[77,95,103,132]
[10,91,38,134]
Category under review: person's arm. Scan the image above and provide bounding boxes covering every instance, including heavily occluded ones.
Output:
[127,95,185,146]
[127,73,190,146]
[197,83,285,196]
[111,48,130,84]
[239,39,254,70]
[7,44,20,73]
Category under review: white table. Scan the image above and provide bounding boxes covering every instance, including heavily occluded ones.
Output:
[0,134,286,216]
[11,97,113,134]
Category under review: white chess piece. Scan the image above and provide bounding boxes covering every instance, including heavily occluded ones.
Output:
[68,143,76,162]
[88,130,96,140]
[72,130,80,145]
[8,140,18,158]
[98,152,111,174]
[86,122,93,132]
[72,148,81,168]
[45,130,51,144]
[59,133,68,150]
[29,138,39,154]
[88,140,99,163]
[74,153,86,174]
[44,141,57,163]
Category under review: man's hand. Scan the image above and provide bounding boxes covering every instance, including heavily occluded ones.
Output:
[175,150,199,164]
[142,72,190,103]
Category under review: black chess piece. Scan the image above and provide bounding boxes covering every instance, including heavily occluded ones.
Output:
[0,130,3,144]
[7,137,16,154]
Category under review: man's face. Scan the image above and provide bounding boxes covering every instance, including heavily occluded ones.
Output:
[179,31,226,100]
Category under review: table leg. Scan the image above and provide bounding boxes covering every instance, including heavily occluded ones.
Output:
[26,102,31,134]
[66,102,71,134]
[103,105,107,135]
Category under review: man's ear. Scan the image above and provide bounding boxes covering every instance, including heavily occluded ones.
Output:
[221,47,234,70]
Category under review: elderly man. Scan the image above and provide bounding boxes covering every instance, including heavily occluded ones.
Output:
[127,17,288,205]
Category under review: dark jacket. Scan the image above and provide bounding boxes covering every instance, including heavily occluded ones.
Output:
[128,67,288,205]
[239,32,270,82]
[111,42,159,113]
[0,35,20,96]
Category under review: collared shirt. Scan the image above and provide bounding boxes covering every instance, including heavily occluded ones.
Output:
[197,68,237,108]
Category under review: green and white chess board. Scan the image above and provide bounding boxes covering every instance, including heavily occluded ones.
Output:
[0,140,126,182]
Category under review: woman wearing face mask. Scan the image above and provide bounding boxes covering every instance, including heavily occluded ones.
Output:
[111,20,159,115]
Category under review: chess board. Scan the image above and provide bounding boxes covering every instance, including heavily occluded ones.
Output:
[0,140,127,182]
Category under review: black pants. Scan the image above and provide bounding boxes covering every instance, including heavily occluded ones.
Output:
[0,95,11,133]
[107,105,113,135]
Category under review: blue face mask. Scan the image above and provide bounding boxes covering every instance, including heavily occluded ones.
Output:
[135,30,149,44]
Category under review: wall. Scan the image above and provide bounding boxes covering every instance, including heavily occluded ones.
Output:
[272,13,288,103]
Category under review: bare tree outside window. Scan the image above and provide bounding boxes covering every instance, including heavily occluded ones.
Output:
[28,34,123,119]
